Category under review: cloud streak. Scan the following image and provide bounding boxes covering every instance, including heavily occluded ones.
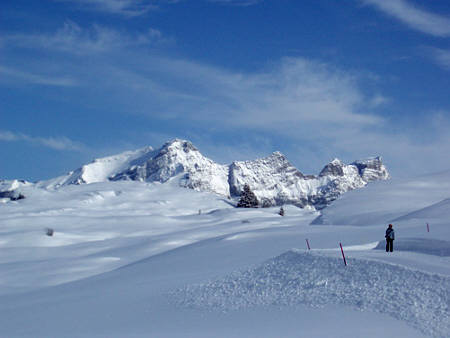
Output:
[1,21,166,55]
[0,131,85,151]
[58,0,157,17]
[362,0,450,37]
[0,66,77,87]
[428,48,450,70]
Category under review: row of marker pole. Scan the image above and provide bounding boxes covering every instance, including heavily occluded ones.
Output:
[305,222,430,267]
[305,238,347,266]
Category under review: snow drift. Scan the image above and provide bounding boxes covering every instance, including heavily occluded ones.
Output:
[173,250,450,337]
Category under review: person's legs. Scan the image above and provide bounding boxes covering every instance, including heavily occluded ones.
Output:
[386,239,389,252]
[390,239,393,252]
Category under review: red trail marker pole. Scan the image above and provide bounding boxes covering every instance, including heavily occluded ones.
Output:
[306,238,311,250]
[427,223,430,233]
[339,242,347,266]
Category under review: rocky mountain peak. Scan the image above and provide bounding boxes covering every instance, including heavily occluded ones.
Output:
[160,139,198,154]
[319,158,345,177]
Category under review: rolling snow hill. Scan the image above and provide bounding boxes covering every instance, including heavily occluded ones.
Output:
[0,167,449,337]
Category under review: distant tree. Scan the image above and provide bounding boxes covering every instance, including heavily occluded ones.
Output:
[237,184,259,208]
[279,206,285,216]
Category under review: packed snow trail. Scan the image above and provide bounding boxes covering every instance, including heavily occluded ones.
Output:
[173,250,450,337]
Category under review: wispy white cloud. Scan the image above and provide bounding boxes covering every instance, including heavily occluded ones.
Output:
[0,66,77,86]
[368,94,390,107]
[362,0,450,37]
[428,47,450,70]
[1,21,166,55]
[0,131,85,151]
[207,0,262,6]
[58,0,157,17]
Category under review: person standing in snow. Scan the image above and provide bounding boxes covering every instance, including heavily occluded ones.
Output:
[385,224,395,252]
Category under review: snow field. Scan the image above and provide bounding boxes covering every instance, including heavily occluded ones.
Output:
[1,170,450,336]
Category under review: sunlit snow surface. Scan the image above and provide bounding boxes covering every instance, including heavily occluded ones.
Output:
[1,171,450,337]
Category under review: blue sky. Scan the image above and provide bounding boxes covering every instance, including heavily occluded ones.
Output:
[1,0,449,181]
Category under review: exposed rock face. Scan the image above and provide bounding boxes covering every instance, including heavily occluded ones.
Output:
[229,152,311,208]
[31,139,390,210]
[352,157,389,182]
[319,159,345,177]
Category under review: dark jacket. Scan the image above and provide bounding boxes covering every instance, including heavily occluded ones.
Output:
[385,228,395,240]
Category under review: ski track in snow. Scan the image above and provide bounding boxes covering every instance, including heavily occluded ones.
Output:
[172,251,450,338]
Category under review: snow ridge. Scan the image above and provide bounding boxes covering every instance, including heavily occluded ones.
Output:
[173,250,450,337]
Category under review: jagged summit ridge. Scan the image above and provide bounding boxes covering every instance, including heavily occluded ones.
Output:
[110,139,230,196]
[6,139,389,209]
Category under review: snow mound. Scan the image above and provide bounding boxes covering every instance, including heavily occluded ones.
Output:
[173,250,450,337]
[392,198,450,222]
[374,238,450,257]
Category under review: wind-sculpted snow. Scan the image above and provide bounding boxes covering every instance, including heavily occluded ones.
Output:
[173,251,450,337]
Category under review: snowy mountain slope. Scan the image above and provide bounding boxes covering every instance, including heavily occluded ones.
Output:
[312,169,450,225]
[39,146,156,188]
[392,198,450,222]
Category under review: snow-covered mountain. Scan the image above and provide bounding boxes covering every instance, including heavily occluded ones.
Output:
[109,139,230,196]
[2,139,389,209]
